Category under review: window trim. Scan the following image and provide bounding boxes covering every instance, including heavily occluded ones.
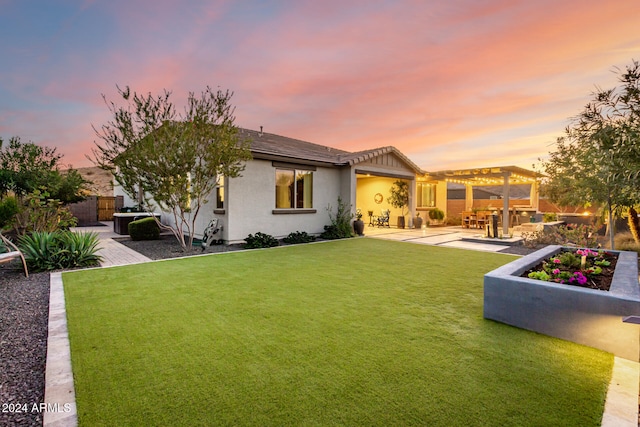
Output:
[274,167,314,211]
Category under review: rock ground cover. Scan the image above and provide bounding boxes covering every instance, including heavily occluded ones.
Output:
[0,267,49,427]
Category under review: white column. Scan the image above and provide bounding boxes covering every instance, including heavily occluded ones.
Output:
[503,172,511,236]
[465,184,473,210]
[530,180,539,212]
[409,178,417,228]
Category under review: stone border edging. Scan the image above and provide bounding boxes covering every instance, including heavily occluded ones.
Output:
[43,272,77,427]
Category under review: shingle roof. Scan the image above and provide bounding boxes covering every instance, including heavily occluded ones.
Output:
[239,128,350,164]
[239,128,425,174]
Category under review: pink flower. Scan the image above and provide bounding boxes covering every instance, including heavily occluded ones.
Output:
[553,259,561,264]
[552,269,560,275]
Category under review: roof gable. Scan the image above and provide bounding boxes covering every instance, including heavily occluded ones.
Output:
[339,146,425,175]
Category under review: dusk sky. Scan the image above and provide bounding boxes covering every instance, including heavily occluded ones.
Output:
[1,1,639,172]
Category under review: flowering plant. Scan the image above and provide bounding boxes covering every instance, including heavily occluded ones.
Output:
[525,248,616,289]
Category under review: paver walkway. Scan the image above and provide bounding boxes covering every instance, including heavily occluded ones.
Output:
[42,222,639,426]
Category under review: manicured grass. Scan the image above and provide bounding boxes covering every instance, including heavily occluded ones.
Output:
[63,239,613,426]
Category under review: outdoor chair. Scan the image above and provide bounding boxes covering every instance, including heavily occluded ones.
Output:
[0,233,29,277]
[375,209,390,227]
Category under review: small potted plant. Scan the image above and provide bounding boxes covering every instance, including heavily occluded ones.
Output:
[353,209,365,236]
[414,212,423,229]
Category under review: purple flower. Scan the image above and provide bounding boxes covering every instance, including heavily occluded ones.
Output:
[570,272,588,285]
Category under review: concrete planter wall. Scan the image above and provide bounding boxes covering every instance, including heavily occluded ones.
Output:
[484,245,640,361]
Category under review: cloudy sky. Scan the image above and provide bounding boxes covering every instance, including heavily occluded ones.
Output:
[1,0,638,172]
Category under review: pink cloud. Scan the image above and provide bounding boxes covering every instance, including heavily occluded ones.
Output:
[2,0,639,172]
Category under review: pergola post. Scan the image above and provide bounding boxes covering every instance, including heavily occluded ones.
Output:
[502,172,511,236]
[530,180,539,212]
[465,184,474,210]
[409,178,417,228]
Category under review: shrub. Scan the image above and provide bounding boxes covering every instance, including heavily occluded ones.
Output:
[10,189,77,235]
[283,231,316,244]
[128,217,160,241]
[0,196,18,229]
[543,212,558,222]
[521,224,599,249]
[244,232,279,249]
[613,232,640,253]
[321,197,353,240]
[428,208,444,221]
[445,215,461,226]
[18,231,102,272]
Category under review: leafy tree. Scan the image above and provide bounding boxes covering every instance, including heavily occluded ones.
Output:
[0,136,89,203]
[541,59,640,248]
[91,86,252,250]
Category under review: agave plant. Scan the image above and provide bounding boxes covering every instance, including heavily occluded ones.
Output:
[18,231,102,272]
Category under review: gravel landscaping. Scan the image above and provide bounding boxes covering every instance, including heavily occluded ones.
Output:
[115,234,246,260]
[0,265,49,427]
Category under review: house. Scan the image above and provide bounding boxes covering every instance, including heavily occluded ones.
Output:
[114,128,547,241]
[114,128,447,243]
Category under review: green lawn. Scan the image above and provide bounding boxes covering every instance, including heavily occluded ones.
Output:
[63,238,613,426]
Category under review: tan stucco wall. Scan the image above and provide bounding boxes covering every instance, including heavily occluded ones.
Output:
[356,176,396,220]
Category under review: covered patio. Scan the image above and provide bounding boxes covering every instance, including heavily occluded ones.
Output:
[430,166,542,236]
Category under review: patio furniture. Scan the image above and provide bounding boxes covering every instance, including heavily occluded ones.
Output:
[374,209,390,227]
[462,211,476,228]
[475,211,493,229]
[0,233,29,277]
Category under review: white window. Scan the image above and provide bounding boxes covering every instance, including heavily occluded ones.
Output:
[275,169,313,209]
[417,182,436,208]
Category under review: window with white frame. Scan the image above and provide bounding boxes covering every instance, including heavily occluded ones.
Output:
[275,168,313,209]
[417,182,436,208]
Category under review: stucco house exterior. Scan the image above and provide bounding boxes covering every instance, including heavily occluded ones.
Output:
[114,128,448,243]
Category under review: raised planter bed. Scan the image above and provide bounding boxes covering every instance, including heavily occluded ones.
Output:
[484,245,640,361]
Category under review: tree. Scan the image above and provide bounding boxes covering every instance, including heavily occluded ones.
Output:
[388,180,409,228]
[91,86,252,250]
[541,59,640,248]
[0,136,89,204]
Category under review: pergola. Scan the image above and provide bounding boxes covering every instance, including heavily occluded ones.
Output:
[429,166,543,235]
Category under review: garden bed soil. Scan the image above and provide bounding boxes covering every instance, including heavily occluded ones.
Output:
[520,252,618,292]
